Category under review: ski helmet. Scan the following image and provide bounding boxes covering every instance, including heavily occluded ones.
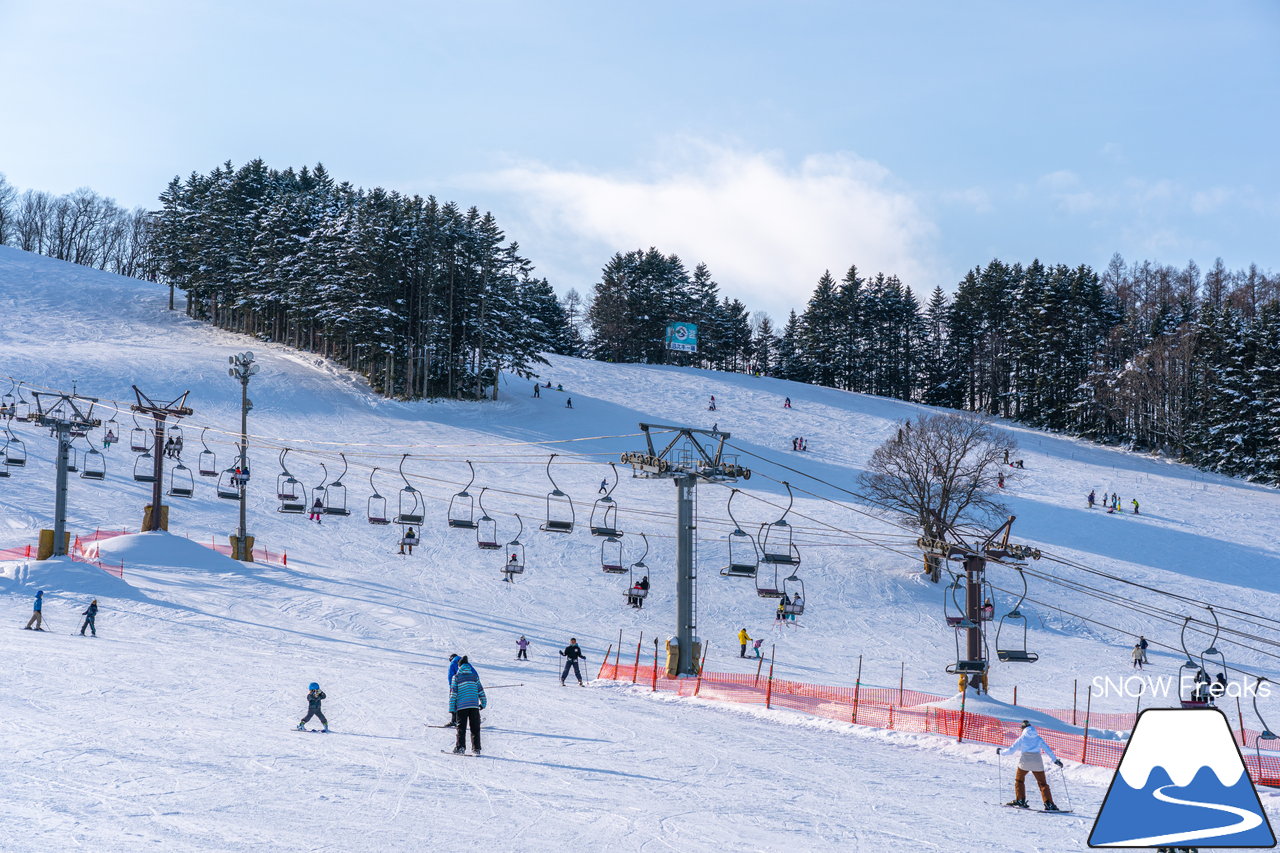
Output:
[309,682,320,691]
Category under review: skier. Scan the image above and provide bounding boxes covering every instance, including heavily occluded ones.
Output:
[308,497,324,523]
[516,635,530,660]
[533,383,540,398]
[738,627,752,658]
[556,384,563,392]
[174,435,184,458]
[776,594,789,623]
[628,580,644,608]
[783,397,791,409]
[79,598,98,637]
[1138,635,1149,664]
[296,682,328,732]
[163,437,174,459]
[789,593,803,619]
[444,653,462,726]
[1210,672,1228,702]
[103,429,116,449]
[999,720,1063,811]
[708,395,716,411]
[399,527,417,556]
[565,398,573,409]
[752,638,764,659]
[1131,643,1144,670]
[504,553,519,581]
[1131,498,1140,515]
[1087,490,1095,509]
[998,472,1005,489]
[982,598,995,622]
[560,638,586,686]
[599,478,609,494]
[792,437,798,451]
[23,590,44,631]
[449,656,486,755]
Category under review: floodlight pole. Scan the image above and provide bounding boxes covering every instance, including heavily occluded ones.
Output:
[622,424,749,676]
[229,352,257,561]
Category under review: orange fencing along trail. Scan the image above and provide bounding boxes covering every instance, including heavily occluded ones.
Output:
[1,528,287,580]
[598,655,1280,785]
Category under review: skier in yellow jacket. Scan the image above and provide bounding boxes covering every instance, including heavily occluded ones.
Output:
[738,628,752,658]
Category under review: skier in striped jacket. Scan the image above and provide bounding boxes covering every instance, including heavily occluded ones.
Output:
[449,658,487,755]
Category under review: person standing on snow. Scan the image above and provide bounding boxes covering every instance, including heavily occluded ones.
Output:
[752,638,764,659]
[23,590,44,631]
[1138,635,1149,664]
[1131,498,1140,515]
[449,657,487,755]
[999,720,1063,811]
[783,397,791,409]
[445,653,462,726]
[1087,490,1095,509]
[708,395,716,411]
[80,599,98,637]
[516,635,530,660]
[533,383,540,398]
[1131,643,1145,670]
[738,627,753,658]
[297,682,328,732]
[560,638,586,686]
[598,479,608,494]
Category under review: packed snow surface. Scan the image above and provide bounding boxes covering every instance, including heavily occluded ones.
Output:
[4,245,1280,851]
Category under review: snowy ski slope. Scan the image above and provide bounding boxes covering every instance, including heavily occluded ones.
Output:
[3,245,1280,852]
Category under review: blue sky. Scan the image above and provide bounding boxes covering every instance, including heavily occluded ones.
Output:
[1,1,1276,316]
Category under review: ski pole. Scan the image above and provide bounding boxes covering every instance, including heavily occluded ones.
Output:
[484,684,525,689]
[1056,765,1073,812]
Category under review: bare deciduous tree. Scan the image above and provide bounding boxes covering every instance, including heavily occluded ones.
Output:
[858,413,1016,581]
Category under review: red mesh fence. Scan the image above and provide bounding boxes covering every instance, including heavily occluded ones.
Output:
[599,653,1280,784]
[3,528,286,579]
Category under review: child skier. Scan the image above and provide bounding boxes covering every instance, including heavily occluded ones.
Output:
[80,598,98,637]
[999,721,1063,811]
[309,497,324,523]
[297,682,328,731]
[752,638,763,659]
[516,635,530,660]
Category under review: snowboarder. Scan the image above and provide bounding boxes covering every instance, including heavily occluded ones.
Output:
[399,527,417,556]
[752,638,763,659]
[783,397,791,409]
[560,638,586,686]
[1131,498,1140,515]
[533,383,540,398]
[556,384,563,392]
[738,627,752,658]
[309,497,324,523]
[1131,643,1144,670]
[565,398,573,409]
[999,721,1063,811]
[708,395,716,411]
[1087,490,1095,509]
[449,657,486,755]
[79,598,98,637]
[1138,635,1149,664]
[297,682,328,731]
[516,635,529,660]
[23,590,44,631]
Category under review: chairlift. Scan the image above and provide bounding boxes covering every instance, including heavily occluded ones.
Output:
[198,428,218,476]
[0,381,14,418]
[783,573,806,617]
[81,446,106,480]
[540,453,575,533]
[3,427,26,467]
[216,467,241,500]
[275,449,305,513]
[448,461,477,529]
[994,566,1039,663]
[169,462,195,497]
[367,466,390,525]
[476,488,500,549]
[64,435,81,473]
[130,415,149,453]
[1253,678,1279,785]
[310,462,330,514]
[759,482,801,565]
[626,533,651,606]
[1178,615,1212,708]
[720,488,760,578]
[755,559,783,598]
[323,452,351,516]
[102,415,120,447]
[394,454,424,526]
[944,575,975,628]
[601,535,625,573]
[133,450,157,483]
[502,514,526,580]
[589,462,622,537]
[13,382,32,422]
[168,424,184,444]
[400,527,421,551]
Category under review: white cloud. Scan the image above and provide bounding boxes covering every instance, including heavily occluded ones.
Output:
[474,142,938,317]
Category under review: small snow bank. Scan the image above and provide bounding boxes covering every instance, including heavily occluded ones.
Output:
[922,688,1128,741]
[94,531,245,574]
[0,555,135,598]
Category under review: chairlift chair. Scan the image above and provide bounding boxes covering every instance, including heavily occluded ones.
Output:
[1253,678,1279,786]
[81,447,106,481]
[589,462,622,537]
[169,462,195,497]
[759,482,801,566]
[168,424,184,444]
[394,454,425,525]
[367,466,390,525]
[102,416,120,446]
[502,514,526,580]
[720,489,760,578]
[944,576,975,628]
[133,451,157,483]
[3,429,26,467]
[601,535,625,573]
[310,462,330,514]
[323,453,351,516]
[994,567,1039,663]
[130,415,149,453]
[625,533,651,603]
[0,382,14,418]
[275,450,305,513]
[64,436,81,473]
[476,488,500,550]
[540,453,575,533]
[783,573,805,616]
[197,428,218,476]
[448,461,477,529]
[216,467,241,500]
[755,561,783,598]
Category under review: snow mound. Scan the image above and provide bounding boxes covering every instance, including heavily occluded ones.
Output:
[93,531,245,573]
[0,555,134,597]
[923,689,1126,740]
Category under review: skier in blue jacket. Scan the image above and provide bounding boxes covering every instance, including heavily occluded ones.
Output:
[23,590,44,631]
[998,721,1063,811]
[449,658,487,755]
[296,683,328,732]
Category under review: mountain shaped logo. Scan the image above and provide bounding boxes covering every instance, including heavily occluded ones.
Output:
[1089,707,1276,848]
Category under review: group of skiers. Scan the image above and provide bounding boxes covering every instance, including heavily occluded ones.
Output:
[163,434,184,459]
[791,437,810,452]
[775,592,802,622]
[1130,635,1150,668]
[20,590,99,636]
[531,381,572,408]
[737,627,764,659]
[1088,490,1140,514]
[626,575,650,608]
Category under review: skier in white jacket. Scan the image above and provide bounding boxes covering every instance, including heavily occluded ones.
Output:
[998,720,1063,811]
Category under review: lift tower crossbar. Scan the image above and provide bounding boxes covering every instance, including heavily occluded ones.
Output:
[621,424,750,676]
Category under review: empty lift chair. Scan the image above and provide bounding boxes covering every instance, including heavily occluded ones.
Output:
[276,449,306,514]
[720,488,759,578]
[541,453,575,533]
[448,461,477,529]
[476,488,500,550]
[601,535,625,573]
[394,454,425,526]
[367,466,390,525]
[168,461,195,497]
[323,453,351,516]
[759,482,801,566]
[994,566,1039,663]
[197,427,218,476]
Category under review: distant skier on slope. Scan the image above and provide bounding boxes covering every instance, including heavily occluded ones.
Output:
[783,397,791,409]
[80,598,98,637]
[1138,635,1149,664]
[998,720,1062,811]
[599,479,608,494]
[752,638,763,659]
[1087,490,1095,509]
[560,638,586,686]
[297,682,328,732]
[23,590,44,631]
[449,657,486,755]
[1131,643,1145,670]
[708,395,716,411]
[516,635,530,660]
[1131,498,1140,515]
[533,383,540,398]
